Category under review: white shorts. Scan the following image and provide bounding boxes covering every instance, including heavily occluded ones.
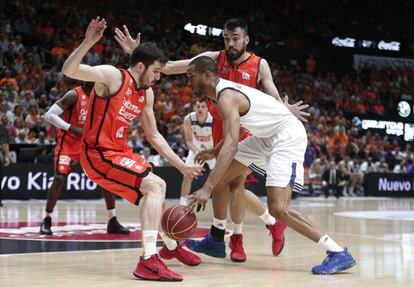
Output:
[234,118,307,192]
[185,150,216,170]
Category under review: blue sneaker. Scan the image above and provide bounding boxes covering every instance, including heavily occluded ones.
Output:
[312,248,356,275]
[185,234,226,258]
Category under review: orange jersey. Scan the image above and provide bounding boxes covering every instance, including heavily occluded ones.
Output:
[83,69,146,152]
[54,86,90,174]
[208,50,261,145]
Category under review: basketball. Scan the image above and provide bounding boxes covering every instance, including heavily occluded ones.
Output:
[161,205,197,240]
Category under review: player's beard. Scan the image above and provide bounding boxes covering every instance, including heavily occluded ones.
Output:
[225,46,245,62]
[138,72,153,90]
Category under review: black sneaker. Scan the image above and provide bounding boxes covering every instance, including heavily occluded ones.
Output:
[40,216,53,235]
[107,216,130,234]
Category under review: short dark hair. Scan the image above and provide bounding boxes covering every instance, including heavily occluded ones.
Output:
[189,56,217,76]
[223,18,248,34]
[130,42,167,68]
[195,98,206,104]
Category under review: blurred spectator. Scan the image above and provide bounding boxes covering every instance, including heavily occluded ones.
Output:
[322,160,344,198]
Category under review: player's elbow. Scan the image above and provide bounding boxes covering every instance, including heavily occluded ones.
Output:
[61,62,76,78]
[44,110,53,124]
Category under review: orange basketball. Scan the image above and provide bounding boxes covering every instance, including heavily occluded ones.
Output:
[161,205,197,240]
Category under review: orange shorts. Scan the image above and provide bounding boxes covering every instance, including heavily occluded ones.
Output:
[54,142,81,175]
[80,147,152,205]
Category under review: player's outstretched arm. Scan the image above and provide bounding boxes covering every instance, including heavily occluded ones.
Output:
[139,88,203,179]
[259,59,310,122]
[162,51,219,75]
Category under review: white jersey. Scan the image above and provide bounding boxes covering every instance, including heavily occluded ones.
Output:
[185,111,214,150]
[215,78,296,138]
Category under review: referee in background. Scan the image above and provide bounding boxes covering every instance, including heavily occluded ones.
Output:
[0,111,11,207]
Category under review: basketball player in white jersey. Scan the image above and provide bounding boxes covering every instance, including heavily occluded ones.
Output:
[180,98,215,206]
[187,56,356,275]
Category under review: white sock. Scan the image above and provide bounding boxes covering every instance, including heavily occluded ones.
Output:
[259,209,276,225]
[213,217,226,230]
[142,230,158,258]
[232,222,243,234]
[107,208,116,219]
[159,232,178,251]
[317,234,344,252]
[179,197,188,206]
[44,211,52,218]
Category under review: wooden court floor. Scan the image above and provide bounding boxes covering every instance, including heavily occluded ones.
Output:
[0,197,413,287]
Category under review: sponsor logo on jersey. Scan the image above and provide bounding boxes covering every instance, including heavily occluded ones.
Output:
[222,66,229,74]
[58,155,71,165]
[119,157,136,168]
[119,98,141,121]
[242,72,250,80]
[79,109,88,124]
[116,126,125,139]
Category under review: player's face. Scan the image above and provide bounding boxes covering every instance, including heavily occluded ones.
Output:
[186,65,204,95]
[223,27,248,61]
[194,101,207,116]
[139,61,163,89]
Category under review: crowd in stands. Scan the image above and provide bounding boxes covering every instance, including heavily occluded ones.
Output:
[1,0,414,196]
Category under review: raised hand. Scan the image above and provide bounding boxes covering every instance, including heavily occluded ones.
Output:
[283,95,310,122]
[114,25,141,55]
[84,17,107,46]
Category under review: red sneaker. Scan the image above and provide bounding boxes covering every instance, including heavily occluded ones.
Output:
[133,254,183,281]
[267,220,287,256]
[228,234,246,262]
[159,244,201,266]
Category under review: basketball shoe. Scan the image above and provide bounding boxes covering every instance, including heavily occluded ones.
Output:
[107,216,130,234]
[39,216,53,235]
[133,254,183,281]
[159,244,201,266]
[312,248,356,275]
[185,234,226,258]
[267,220,287,256]
[228,234,246,262]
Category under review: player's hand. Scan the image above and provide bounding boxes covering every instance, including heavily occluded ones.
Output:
[194,148,217,164]
[69,126,83,137]
[84,17,107,46]
[114,25,141,55]
[188,187,211,212]
[283,95,310,122]
[180,164,204,180]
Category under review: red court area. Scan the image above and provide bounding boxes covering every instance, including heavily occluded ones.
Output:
[0,221,212,242]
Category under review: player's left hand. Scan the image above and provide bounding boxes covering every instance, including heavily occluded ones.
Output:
[114,25,141,55]
[188,187,211,212]
[180,164,204,180]
[283,95,310,122]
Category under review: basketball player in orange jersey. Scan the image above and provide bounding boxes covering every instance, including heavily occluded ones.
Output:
[62,17,203,282]
[115,18,308,262]
[40,82,129,236]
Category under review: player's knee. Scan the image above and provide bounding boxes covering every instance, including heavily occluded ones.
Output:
[54,174,66,185]
[268,202,288,220]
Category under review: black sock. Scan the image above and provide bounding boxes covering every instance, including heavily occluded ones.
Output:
[210,224,225,242]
